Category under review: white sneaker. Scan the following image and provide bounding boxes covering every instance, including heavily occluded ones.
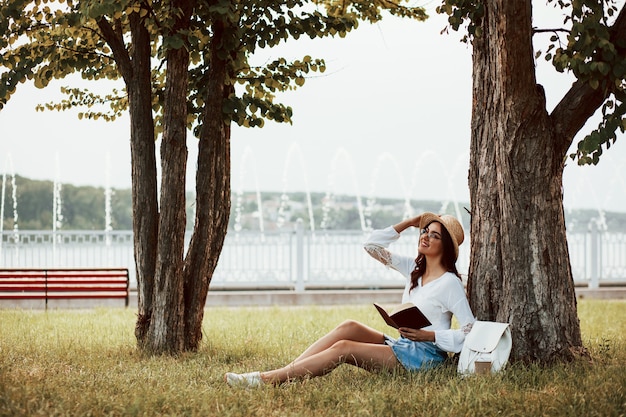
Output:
[224,371,264,388]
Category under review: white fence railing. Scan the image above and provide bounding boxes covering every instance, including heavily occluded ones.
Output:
[1,223,625,290]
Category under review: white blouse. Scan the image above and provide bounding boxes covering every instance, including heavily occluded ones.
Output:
[364,226,475,353]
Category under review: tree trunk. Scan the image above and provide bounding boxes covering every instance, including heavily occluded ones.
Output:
[127,13,159,349]
[467,0,583,363]
[104,1,233,354]
[96,11,159,349]
[143,1,193,355]
[183,17,233,351]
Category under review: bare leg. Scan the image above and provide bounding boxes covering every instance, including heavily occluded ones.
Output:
[224,320,396,388]
[291,320,386,364]
[261,339,401,384]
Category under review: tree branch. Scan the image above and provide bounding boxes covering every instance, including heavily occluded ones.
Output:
[57,44,112,61]
[532,27,569,34]
[550,81,606,151]
[96,16,133,84]
[550,4,626,150]
[139,0,161,29]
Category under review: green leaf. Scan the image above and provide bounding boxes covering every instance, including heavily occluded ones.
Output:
[164,36,185,50]
[597,62,610,76]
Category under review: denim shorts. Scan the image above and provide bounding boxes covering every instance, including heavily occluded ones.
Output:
[384,335,447,371]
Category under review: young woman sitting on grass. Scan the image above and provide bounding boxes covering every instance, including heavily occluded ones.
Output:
[224,212,475,388]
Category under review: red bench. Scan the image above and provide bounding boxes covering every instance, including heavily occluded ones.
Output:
[0,268,129,308]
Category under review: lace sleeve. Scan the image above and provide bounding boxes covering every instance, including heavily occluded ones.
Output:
[364,244,393,267]
[461,322,474,335]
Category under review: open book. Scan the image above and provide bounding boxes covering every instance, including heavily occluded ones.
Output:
[374,302,432,329]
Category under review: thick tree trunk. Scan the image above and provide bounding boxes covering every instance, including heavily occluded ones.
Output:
[143,1,193,355]
[183,18,232,351]
[467,0,583,363]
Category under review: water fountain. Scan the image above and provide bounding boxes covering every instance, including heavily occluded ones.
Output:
[233,146,265,234]
[365,152,412,230]
[0,154,19,261]
[105,152,113,248]
[52,154,64,266]
[2,145,623,237]
[230,145,470,233]
[105,153,113,233]
[407,150,468,230]
[320,147,366,232]
[440,152,470,229]
[276,143,315,233]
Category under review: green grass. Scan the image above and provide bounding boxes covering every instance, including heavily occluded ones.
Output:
[0,300,625,417]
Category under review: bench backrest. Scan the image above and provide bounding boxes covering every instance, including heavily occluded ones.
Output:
[0,268,130,307]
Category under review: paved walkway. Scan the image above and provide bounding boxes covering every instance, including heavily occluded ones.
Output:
[1,287,623,309]
[200,286,625,306]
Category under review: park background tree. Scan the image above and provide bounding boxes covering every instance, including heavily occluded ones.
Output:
[437,0,626,362]
[0,0,426,354]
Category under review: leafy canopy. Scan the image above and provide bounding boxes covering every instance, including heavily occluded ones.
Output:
[0,0,427,135]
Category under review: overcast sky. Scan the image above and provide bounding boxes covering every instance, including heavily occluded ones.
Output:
[1,2,625,216]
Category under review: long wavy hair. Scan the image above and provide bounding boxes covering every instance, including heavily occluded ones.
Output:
[410,221,461,291]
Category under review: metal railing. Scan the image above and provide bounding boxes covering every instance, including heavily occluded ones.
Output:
[1,222,625,290]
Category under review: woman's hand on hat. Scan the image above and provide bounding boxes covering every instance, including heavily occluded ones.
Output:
[393,215,423,234]
[409,215,422,228]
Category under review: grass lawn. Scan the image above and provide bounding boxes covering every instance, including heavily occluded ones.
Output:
[0,299,624,416]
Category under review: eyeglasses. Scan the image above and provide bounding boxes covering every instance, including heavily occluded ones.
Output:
[420,228,441,240]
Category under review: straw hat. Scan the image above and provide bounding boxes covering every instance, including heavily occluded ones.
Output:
[419,212,465,260]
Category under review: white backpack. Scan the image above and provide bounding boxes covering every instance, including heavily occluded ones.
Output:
[458,321,512,376]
